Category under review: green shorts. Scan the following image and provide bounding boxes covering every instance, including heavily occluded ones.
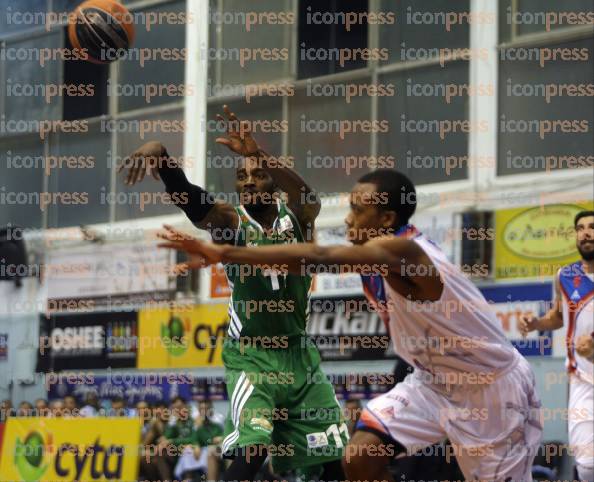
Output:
[221,338,348,472]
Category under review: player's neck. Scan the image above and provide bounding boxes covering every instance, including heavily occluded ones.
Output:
[246,204,278,230]
[581,258,594,274]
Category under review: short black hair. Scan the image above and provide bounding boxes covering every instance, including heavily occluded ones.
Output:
[575,210,594,227]
[357,170,416,228]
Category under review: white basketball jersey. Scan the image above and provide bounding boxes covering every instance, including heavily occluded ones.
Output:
[559,263,594,385]
[383,233,518,392]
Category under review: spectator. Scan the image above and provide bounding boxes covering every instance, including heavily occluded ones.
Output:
[136,400,152,436]
[175,400,224,482]
[17,401,33,417]
[35,398,50,417]
[344,399,362,436]
[50,399,65,417]
[140,401,171,482]
[63,395,78,417]
[80,393,100,417]
[146,397,193,482]
[0,399,13,421]
[110,396,133,417]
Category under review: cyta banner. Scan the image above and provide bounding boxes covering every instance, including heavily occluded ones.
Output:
[0,417,141,481]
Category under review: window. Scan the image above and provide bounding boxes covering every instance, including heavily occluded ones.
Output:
[117,1,186,112]
[379,0,470,64]
[46,122,111,228]
[298,0,369,79]
[217,0,292,86]
[378,61,470,185]
[288,78,373,194]
[0,135,46,229]
[62,28,109,121]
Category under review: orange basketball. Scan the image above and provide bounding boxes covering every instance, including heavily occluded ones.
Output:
[68,0,135,64]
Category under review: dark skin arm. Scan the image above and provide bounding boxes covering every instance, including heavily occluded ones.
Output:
[158,226,444,302]
[215,106,321,235]
[118,141,238,243]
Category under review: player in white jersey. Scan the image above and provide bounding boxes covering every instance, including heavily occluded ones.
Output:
[159,169,543,482]
[520,210,594,482]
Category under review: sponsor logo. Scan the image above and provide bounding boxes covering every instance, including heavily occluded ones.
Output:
[249,417,273,432]
[306,432,329,448]
[160,315,190,357]
[15,430,52,482]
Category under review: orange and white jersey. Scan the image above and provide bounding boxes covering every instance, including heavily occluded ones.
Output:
[364,227,519,394]
[559,262,594,385]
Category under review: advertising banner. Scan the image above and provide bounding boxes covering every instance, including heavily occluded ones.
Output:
[479,282,553,356]
[37,311,137,372]
[45,242,176,311]
[47,374,194,406]
[0,417,141,482]
[495,202,594,280]
[306,296,395,361]
[137,304,228,369]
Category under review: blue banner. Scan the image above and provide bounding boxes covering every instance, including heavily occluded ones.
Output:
[479,282,553,356]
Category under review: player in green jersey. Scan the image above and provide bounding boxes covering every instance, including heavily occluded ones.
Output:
[121,106,347,482]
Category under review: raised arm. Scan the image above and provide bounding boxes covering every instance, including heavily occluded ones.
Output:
[215,106,321,233]
[118,141,238,243]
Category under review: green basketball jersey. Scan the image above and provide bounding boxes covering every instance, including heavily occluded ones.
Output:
[224,199,311,340]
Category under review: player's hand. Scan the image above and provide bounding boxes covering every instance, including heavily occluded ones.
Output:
[157,224,225,270]
[575,333,594,360]
[119,141,168,186]
[215,105,260,157]
[518,315,539,338]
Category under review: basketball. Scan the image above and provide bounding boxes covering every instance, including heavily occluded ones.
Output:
[68,0,135,64]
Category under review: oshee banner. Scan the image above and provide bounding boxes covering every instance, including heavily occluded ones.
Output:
[495,202,594,280]
[37,312,137,372]
[137,304,229,369]
[0,417,140,482]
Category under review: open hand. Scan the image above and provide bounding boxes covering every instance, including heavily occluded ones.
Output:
[215,105,260,157]
[157,224,225,270]
[118,141,168,186]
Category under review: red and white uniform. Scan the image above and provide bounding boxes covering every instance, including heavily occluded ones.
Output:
[358,228,543,482]
[559,262,593,482]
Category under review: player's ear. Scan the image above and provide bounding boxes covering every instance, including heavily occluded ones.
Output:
[381,210,397,230]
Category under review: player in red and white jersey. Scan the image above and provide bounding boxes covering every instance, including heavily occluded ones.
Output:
[520,210,594,482]
[159,169,543,482]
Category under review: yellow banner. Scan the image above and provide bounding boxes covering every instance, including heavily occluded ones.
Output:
[0,417,140,482]
[137,304,229,369]
[495,202,594,280]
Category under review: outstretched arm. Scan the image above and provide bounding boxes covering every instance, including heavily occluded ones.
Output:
[159,227,416,276]
[215,106,320,234]
[158,226,444,301]
[118,141,238,243]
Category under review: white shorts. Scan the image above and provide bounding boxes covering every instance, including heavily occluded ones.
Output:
[357,355,543,482]
[568,374,594,472]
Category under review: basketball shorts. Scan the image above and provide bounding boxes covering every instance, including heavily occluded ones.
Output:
[221,338,348,472]
[356,354,543,482]
[568,374,594,478]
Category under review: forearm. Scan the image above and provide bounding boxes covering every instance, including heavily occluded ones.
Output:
[220,243,390,276]
[534,308,563,331]
[157,149,216,224]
